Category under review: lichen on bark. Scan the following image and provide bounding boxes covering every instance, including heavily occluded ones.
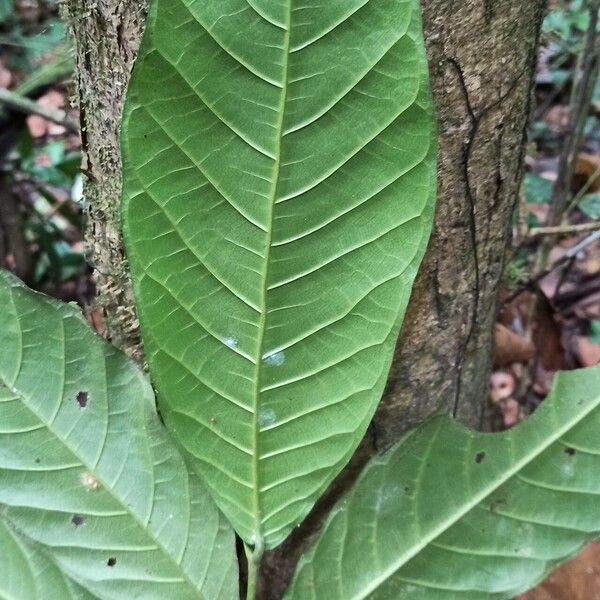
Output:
[62,0,147,362]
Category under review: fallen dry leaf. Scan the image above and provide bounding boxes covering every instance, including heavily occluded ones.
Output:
[545,104,570,133]
[576,336,600,367]
[531,295,569,372]
[85,307,108,338]
[500,397,522,428]
[26,90,67,138]
[532,362,557,397]
[574,152,600,193]
[527,202,550,225]
[489,371,515,404]
[494,323,535,367]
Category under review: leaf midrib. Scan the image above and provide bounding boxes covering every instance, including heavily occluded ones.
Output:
[0,283,204,600]
[353,393,600,599]
[1,377,205,597]
[250,1,293,548]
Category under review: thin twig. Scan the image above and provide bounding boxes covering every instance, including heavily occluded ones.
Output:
[0,88,79,134]
[523,0,600,331]
[505,230,600,303]
[547,0,600,227]
[528,221,600,236]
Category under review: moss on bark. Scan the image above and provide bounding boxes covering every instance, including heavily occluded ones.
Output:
[62,0,147,361]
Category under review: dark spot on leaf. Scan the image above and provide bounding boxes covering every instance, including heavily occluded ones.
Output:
[35,458,40,464]
[107,557,117,567]
[475,452,486,464]
[76,391,88,408]
[489,498,506,513]
[404,486,410,493]
[71,515,85,527]
[565,447,576,457]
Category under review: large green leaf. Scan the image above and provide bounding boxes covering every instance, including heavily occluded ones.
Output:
[121,0,436,550]
[287,367,600,599]
[0,271,238,599]
[0,520,93,600]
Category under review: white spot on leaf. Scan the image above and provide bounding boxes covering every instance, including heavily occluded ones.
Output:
[259,407,277,427]
[263,350,285,366]
[80,471,101,491]
[224,337,238,349]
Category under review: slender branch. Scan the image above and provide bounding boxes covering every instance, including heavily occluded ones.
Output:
[0,88,79,134]
[528,221,600,236]
[547,0,600,227]
[526,0,600,313]
[505,230,600,303]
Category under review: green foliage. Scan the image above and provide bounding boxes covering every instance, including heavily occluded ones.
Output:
[1,0,599,598]
[0,271,238,599]
[0,0,11,25]
[121,0,436,550]
[543,0,594,42]
[13,134,85,283]
[523,173,554,204]
[2,271,600,599]
[287,367,600,599]
[502,253,529,290]
[0,13,66,71]
[0,520,93,599]
[578,192,600,219]
[589,320,600,344]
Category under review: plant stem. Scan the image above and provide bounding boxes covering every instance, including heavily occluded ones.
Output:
[528,221,600,236]
[504,229,600,302]
[245,540,264,600]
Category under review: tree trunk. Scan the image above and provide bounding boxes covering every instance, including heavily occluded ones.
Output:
[62,0,147,362]
[65,0,545,597]
[375,0,546,446]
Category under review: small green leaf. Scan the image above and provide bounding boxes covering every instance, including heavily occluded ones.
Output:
[0,0,11,25]
[589,320,600,345]
[0,520,93,599]
[0,270,238,599]
[523,173,553,204]
[122,0,436,550]
[578,192,600,219]
[287,366,600,599]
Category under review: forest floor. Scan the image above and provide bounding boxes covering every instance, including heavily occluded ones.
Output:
[0,1,598,598]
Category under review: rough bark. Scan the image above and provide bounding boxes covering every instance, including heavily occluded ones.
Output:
[62,0,147,362]
[375,0,546,445]
[65,0,545,597]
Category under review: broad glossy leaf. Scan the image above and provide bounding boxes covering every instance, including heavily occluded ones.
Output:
[121,0,436,549]
[0,520,92,599]
[0,271,237,599]
[287,367,600,599]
